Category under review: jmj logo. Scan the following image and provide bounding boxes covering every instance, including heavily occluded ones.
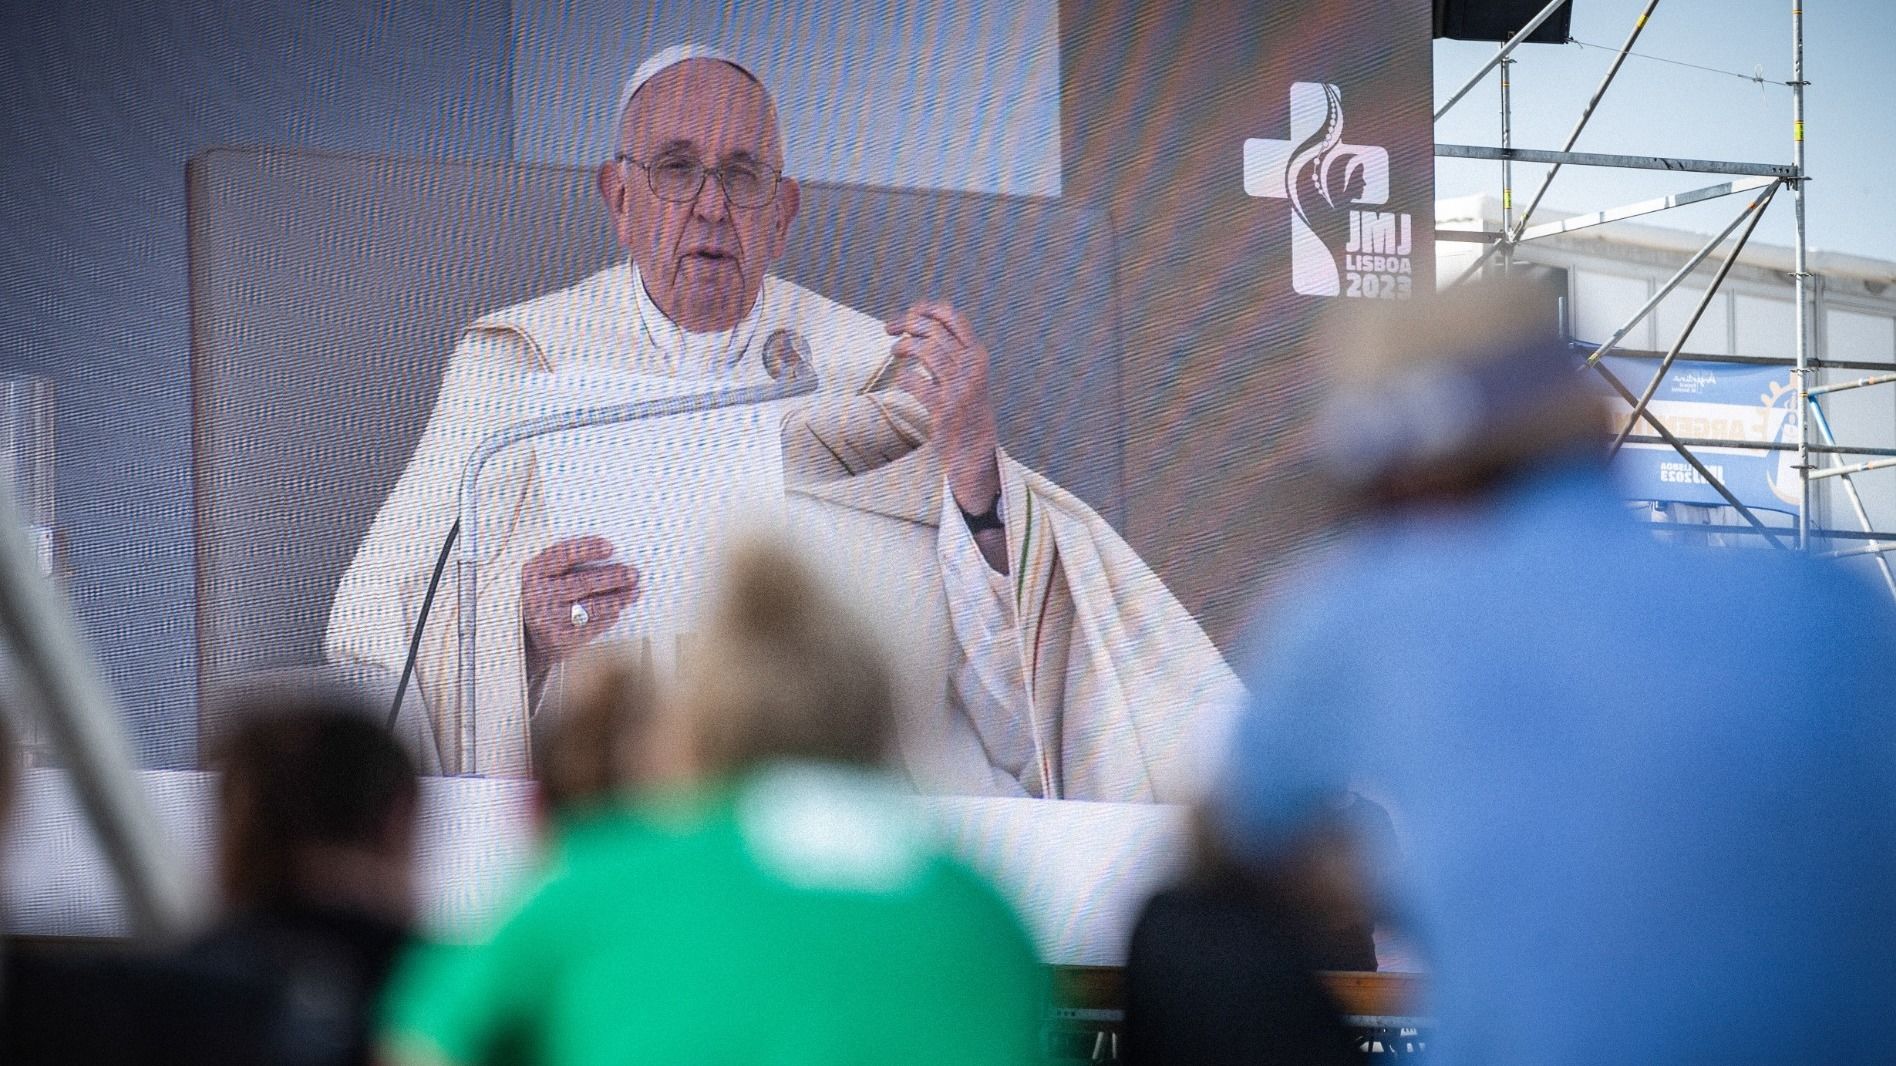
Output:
[1245,82,1413,299]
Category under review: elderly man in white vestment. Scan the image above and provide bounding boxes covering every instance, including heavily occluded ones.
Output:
[326,45,1240,801]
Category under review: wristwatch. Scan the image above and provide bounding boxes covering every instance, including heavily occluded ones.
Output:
[959,491,1006,534]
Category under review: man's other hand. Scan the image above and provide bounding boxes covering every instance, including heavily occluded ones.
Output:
[886,301,1001,515]
[522,536,640,671]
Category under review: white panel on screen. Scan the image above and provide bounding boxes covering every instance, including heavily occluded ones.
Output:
[1572,270,1655,350]
[508,0,1063,196]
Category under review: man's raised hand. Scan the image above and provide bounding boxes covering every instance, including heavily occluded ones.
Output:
[886,301,1001,516]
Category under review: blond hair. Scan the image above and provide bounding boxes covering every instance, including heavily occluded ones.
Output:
[678,537,894,777]
[534,648,662,814]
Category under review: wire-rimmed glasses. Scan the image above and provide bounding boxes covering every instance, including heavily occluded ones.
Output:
[616,153,783,208]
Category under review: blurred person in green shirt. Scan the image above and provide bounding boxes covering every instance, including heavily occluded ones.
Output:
[379,538,1047,1066]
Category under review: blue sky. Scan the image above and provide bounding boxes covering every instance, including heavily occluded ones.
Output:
[1432,0,1896,261]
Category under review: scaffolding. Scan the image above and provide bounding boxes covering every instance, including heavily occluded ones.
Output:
[1435,0,1896,598]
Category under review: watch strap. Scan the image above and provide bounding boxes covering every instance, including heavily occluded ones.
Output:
[959,492,1005,534]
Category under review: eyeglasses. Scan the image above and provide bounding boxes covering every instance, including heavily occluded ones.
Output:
[616,153,783,209]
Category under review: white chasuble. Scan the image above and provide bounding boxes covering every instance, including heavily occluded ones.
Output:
[326,262,1240,800]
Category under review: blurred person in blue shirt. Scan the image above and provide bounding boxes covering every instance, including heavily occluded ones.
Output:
[1213,278,1896,1066]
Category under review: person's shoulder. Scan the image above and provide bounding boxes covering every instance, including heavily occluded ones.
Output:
[728,762,1032,923]
[450,264,632,374]
[544,797,749,905]
[903,853,1046,1000]
[490,808,687,922]
[1231,532,1382,671]
[471,264,621,334]
[731,764,1027,919]
[913,852,1035,939]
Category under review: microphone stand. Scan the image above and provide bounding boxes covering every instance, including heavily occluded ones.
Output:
[453,373,819,775]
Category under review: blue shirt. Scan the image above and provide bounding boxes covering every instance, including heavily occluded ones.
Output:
[1219,464,1896,1066]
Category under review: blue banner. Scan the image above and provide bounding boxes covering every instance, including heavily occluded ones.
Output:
[1601,355,1800,515]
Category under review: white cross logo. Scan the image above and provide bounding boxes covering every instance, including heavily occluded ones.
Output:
[1244,82,1390,297]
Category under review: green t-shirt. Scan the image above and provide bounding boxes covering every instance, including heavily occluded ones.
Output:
[382,763,1047,1065]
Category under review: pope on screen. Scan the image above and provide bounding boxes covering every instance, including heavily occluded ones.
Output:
[326,45,1238,801]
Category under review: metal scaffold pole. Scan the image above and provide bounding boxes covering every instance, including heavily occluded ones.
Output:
[1791,0,1813,548]
[1499,50,1515,274]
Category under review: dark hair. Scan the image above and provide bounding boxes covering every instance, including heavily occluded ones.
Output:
[211,696,418,908]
